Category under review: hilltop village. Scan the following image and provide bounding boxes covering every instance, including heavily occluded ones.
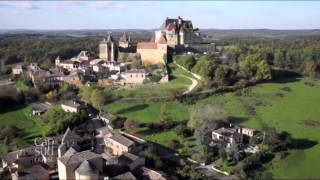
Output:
[10,16,215,90]
[0,16,303,180]
[1,16,222,180]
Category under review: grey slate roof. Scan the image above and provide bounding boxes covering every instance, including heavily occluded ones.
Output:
[59,150,101,167]
[62,100,80,109]
[119,152,139,164]
[111,171,137,180]
[75,160,97,175]
[110,133,134,147]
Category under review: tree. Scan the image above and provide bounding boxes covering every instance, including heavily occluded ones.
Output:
[163,53,168,64]
[159,103,174,129]
[175,55,195,70]
[90,89,105,111]
[192,55,215,79]
[274,50,286,68]
[188,104,228,130]
[255,60,272,82]
[60,82,70,94]
[303,59,318,79]
[80,85,92,104]
[46,90,58,102]
[177,165,200,179]
[118,52,128,63]
[131,54,143,69]
[214,65,228,85]
[123,119,139,134]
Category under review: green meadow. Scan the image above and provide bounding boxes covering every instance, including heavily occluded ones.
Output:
[105,77,320,178]
[197,78,320,179]
[103,101,189,145]
[0,105,48,156]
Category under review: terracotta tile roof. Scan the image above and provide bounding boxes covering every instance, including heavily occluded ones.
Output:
[166,22,176,31]
[155,35,167,44]
[137,42,157,49]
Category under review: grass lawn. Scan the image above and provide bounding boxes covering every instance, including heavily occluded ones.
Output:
[0,105,49,156]
[197,78,320,179]
[103,101,189,146]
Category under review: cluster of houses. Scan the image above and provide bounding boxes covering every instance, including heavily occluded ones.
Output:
[2,114,167,180]
[11,16,217,90]
[11,33,155,89]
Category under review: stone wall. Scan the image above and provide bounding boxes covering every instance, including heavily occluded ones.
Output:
[137,44,167,65]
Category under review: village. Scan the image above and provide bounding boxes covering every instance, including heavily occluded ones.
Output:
[0,16,297,180]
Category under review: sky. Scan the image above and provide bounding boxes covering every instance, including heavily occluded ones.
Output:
[0,1,320,30]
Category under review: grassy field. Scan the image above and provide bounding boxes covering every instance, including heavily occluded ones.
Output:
[0,105,48,156]
[197,78,320,179]
[103,101,189,145]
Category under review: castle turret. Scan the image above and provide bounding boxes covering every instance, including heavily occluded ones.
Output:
[179,28,185,45]
[55,56,60,67]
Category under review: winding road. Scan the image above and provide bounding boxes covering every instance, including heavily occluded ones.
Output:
[176,74,198,94]
[173,61,202,95]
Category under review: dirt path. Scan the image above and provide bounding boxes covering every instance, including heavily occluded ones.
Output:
[176,74,198,94]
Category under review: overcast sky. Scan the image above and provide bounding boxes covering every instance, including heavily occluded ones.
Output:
[0,1,320,30]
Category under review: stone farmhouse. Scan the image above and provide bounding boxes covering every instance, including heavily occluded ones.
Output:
[61,100,81,113]
[212,126,257,148]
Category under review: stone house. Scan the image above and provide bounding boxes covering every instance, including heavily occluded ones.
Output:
[12,64,23,75]
[55,56,79,71]
[11,164,50,180]
[99,112,115,124]
[104,133,135,156]
[31,102,51,116]
[237,127,256,137]
[124,69,147,85]
[61,100,80,113]
[57,149,103,180]
[212,127,241,147]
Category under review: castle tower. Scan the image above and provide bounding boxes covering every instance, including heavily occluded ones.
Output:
[99,34,117,61]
